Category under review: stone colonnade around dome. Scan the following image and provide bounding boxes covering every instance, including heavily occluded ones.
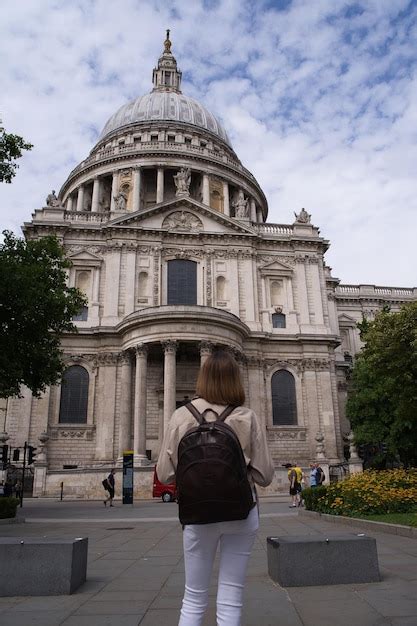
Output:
[63,165,263,223]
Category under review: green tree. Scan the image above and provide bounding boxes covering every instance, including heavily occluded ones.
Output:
[0,231,86,398]
[0,121,33,183]
[347,302,417,466]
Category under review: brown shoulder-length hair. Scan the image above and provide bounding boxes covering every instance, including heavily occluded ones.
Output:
[195,350,245,406]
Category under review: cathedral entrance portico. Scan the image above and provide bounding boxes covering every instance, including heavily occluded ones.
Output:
[125,337,232,465]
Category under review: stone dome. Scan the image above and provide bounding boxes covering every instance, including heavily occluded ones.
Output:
[99,91,231,147]
[99,31,231,147]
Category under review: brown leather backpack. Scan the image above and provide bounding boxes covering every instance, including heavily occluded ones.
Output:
[176,402,255,525]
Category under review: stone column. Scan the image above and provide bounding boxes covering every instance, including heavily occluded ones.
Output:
[199,341,213,367]
[133,344,149,465]
[110,171,118,212]
[223,181,230,216]
[133,167,141,212]
[76,185,84,212]
[118,351,133,459]
[156,167,164,203]
[162,340,178,432]
[95,354,117,461]
[256,206,263,222]
[250,198,257,222]
[66,195,73,211]
[91,177,100,212]
[203,174,210,206]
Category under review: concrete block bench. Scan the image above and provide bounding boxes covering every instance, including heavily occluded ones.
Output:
[267,534,380,587]
[0,537,88,596]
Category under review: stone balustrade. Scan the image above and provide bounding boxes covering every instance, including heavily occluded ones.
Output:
[254,223,294,235]
[337,285,416,298]
[65,140,256,184]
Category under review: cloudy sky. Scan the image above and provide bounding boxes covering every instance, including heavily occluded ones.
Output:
[1,0,416,286]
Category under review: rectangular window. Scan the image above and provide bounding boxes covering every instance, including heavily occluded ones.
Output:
[272,313,286,328]
[167,260,197,305]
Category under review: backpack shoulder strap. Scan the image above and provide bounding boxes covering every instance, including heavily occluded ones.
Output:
[218,405,237,422]
[185,402,205,425]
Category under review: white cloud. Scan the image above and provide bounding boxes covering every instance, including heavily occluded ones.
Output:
[0,0,416,286]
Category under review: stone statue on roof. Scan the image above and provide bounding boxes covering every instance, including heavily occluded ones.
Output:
[233,189,249,218]
[46,190,60,207]
[294,208,311,224]
[174,167,191,196]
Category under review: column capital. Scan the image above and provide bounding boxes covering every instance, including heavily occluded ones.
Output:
[118,350,133,366]
[135,343,148,357]
[199,340,213,356]
[162,339,178,354]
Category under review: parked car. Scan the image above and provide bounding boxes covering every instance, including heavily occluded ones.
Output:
[152,466,177,502]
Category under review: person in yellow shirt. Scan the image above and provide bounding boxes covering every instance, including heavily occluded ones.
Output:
[286,462,303,507]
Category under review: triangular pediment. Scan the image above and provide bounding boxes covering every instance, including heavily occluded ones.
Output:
[103,197,257,236]
[67,249,102,262]
[260,259,294,275]
[338,313,358,324]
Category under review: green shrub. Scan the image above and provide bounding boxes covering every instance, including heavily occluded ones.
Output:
[0,497,19,519]
[302,486,328,511]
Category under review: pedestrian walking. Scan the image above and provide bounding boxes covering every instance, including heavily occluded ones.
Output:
[310,462,318,488]
[157,349,274,626]
[102,468,116,507]
[14,479,22,500]
[287,462,302,507]
[315,464,325,485]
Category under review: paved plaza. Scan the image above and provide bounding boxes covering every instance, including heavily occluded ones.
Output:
[0,497,416,625]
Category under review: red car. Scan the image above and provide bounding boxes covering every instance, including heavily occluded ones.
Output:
[152,466,177,502]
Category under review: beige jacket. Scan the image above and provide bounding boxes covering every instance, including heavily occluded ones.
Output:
[156,397,275,489]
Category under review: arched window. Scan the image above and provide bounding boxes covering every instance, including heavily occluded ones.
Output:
[271,370,297,425]
[167,259,197,305]
[272,312,286,328]
[59,366,89,424]
[216,276,226,301]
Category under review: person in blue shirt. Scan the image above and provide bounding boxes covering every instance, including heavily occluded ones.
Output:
[310,463,318,488]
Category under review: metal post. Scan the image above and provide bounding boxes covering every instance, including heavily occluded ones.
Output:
[20,441,27,508]
[60,481,63,501]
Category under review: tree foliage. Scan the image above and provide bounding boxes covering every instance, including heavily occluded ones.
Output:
[0,231,86,398]
[347,302,417,466]
[0,121,33,183]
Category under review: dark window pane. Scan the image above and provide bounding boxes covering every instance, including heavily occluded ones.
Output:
[271,370,297,425]
[59,366,89,424]
[167,260,197,305]
[272,313,286,328]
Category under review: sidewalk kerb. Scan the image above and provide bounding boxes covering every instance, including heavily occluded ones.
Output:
[298,509,417,538]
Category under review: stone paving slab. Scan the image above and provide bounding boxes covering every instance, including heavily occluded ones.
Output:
[0,500,416,625]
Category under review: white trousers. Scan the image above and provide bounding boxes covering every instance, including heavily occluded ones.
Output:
[178,506,259,626]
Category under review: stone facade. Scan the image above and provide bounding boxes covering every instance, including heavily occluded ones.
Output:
[3,34,416,497]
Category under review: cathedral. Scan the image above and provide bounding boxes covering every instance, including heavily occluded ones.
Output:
[3,33,416,497]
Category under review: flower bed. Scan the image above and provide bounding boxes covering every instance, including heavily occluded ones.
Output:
[303,469,417,516]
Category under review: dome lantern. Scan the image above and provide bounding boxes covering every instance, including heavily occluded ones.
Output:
[152,29,182,94]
